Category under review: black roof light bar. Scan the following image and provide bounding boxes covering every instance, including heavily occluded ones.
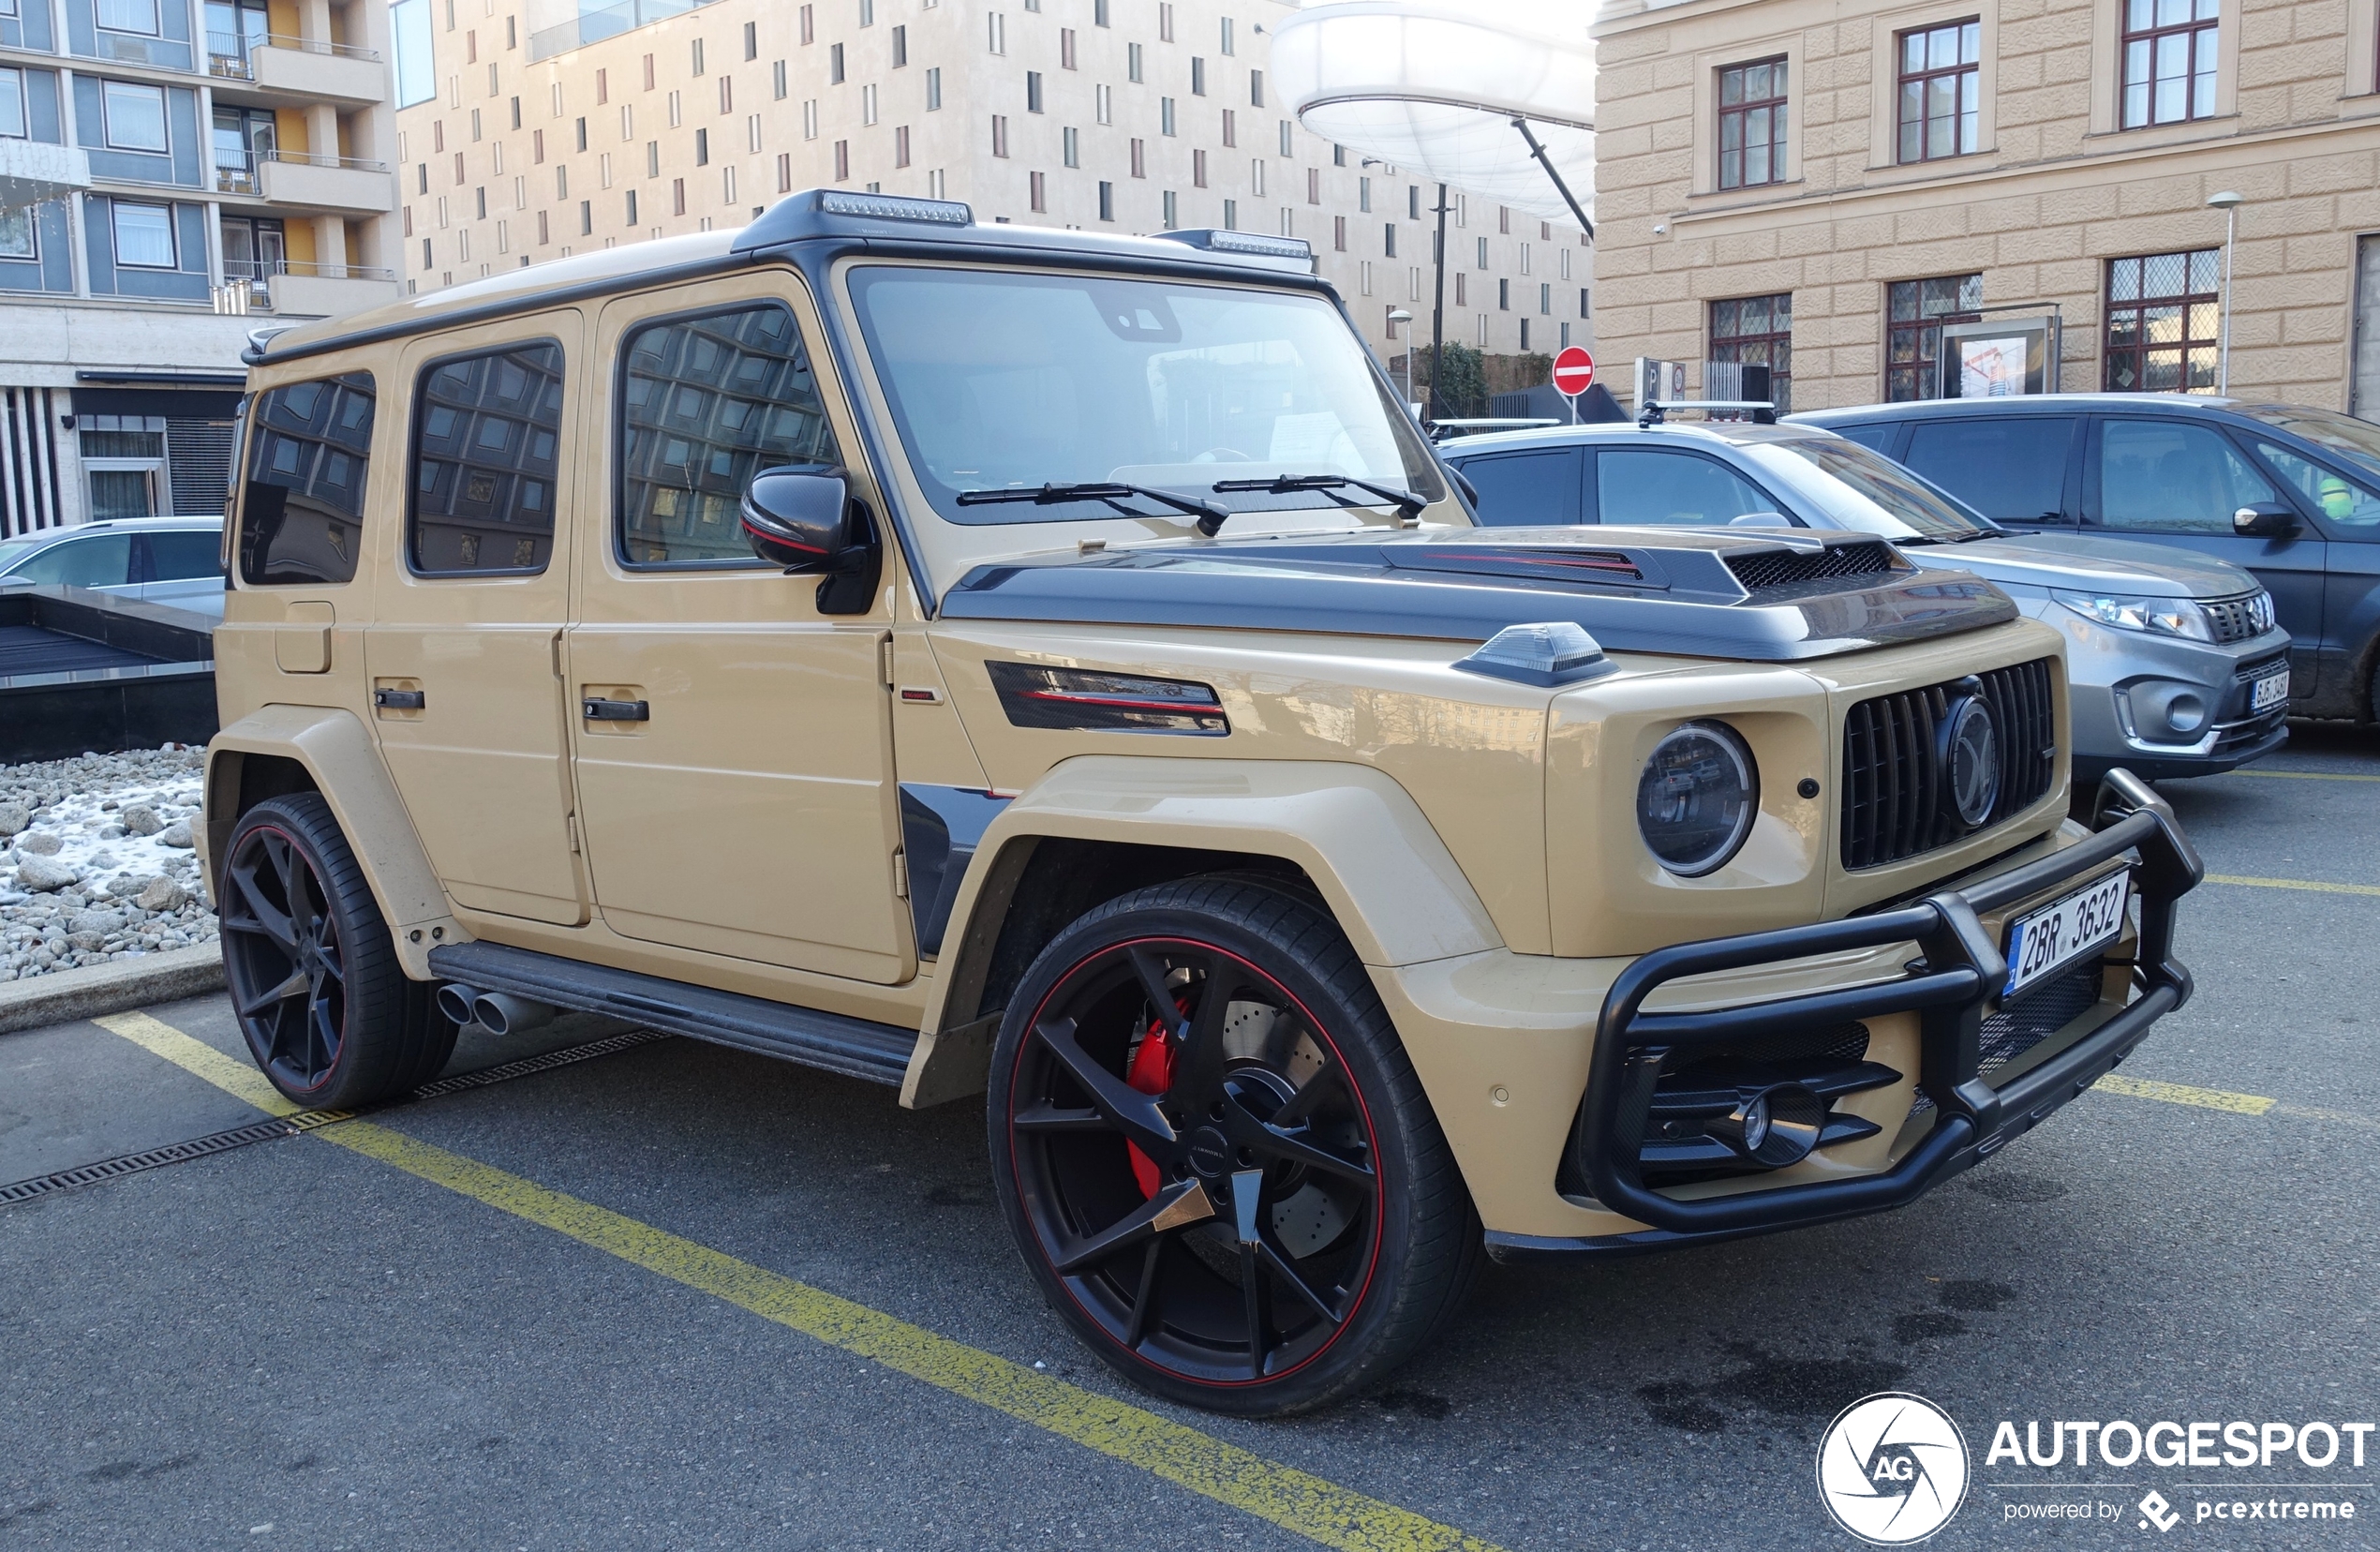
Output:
[1639,399,1778,428]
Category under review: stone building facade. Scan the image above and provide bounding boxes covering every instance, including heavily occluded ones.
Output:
[392,0,1592,371]
[1591,0,2380,412]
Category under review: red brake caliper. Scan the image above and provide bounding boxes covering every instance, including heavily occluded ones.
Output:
[1124,1009,1181,1199]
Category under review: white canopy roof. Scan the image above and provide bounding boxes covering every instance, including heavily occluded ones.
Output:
[1270,1,1596,228]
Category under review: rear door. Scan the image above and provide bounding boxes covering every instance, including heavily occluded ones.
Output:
[137,528,229,616]
[563,271,912,985]
[1448,446,1584,526]
[2239,436,2380,710]
[1898,414,2081,529]
[2084,413,2328,692]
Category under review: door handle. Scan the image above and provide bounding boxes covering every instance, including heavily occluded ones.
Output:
[372,688,425,709]
[582,696,649,722]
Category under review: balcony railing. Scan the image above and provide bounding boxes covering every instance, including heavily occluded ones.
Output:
[529,0,713,62]
[214,148,392,195]
[216,259,400,312]
[206,30,381,80]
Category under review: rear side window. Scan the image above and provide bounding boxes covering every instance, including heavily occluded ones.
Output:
[1597,449,1774,526]
[239,371,375,586]
[410,340,566,575]
[1901,417,2075,522]
[1829,422,1897,452]
[146,530,225,581]
[13,533,132,588]
[1453,448,1583,526]
[617,301,840,567]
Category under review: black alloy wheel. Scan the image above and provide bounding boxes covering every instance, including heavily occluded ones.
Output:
[990,877,1480,1415]
[219,795,455,1108]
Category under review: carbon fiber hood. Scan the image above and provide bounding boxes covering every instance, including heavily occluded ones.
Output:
[940,527,2020,661]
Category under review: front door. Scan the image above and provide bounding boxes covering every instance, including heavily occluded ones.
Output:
[2085,414,2328,692]
[565,277,912,985]
[365,314,588,926]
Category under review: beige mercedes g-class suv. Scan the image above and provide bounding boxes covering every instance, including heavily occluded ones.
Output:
[205,190,2201,1416]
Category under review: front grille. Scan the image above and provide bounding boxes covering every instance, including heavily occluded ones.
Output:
[2202,591,2275,645]
[1724,540,1900,594]
[1911,955,2106,1112]
[1840,657,2058,870]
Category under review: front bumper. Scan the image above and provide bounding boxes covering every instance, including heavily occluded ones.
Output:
[2053,607,2292,779]
[1488,769,2202,1261]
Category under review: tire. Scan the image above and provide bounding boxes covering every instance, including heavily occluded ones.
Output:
[987,877,1480,1416]
[217,794,455,1108]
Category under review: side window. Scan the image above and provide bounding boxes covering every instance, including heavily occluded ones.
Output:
[617,301,839,567]
[146,530,227,580]
[14,533,132,587]
[1452,448,1582,526]
[239,371,375,586]
[2096,418,2276,533]
[1596,449,1774,527]
[2251,440,2380,530]
[1831,422,1898,453]
[1902,416,2075,522]
[409,340,565,575]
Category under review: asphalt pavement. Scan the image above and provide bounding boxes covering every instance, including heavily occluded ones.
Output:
[2,724,2375,1551]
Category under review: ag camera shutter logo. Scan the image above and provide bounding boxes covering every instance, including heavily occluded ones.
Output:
[1817,1392,1971,1544]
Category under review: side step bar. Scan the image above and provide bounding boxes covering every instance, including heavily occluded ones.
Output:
[425,941,920,1087]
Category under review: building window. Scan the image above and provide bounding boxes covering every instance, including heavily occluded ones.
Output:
[927,67,941,110]
[744,20,757,59]
[2121,0,2218,127]
[1030,169,1045,211]
[834,139,849,180]
[101,81,170,153]
[97,0,158,35]
[1129,137,1143,176]
[1475,235,1487,269]
[1358,175,1370,213]
[2105,249,2220,392]
[1885,274,1983,400]
[777,151,792,191]
[1191,56,1205,96]
[803,99,819,138]
[1064,126,1078,166]
[991,115,1008,157]
[1061,26,1076,67]
[1162,188,1176,226]
[1095,0,1108,24]
[1497,277,1510,311]
[110,200,177,267]
[1332,216,1346,251]
[1128,41,1142,82]
[774,60,788,98]
[1454,272,1465,306]
[1159,2,1172,42]
[1711,292,1792,410]
[1221,196,1235,229]
[1097,83,1112,123]
[800,4,813,45]
[1897,20,1980,162]
[671,176,686,214]
[1219,15,1233,53]
[1382,224,1394,258]
[1540,282,1551,314]
[892,23,906,66]
[1161,97,1175,135]
[830,42,845,83]
[1192,148,1204,186]
[1306,167,1319,204]
[1221,108,1235,146]
[1097,179,1113,220]
[863,82,878,124]
[1519,319,1529,351]
[1027,70,1043,112]
[895,124,910,166]
[988,10,1005,53]
[694,127,709,164]
[1716,57,1787,190]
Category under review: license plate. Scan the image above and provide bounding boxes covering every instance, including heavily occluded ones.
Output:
[2002,872,2131,1000]
[2250,667,2290,713]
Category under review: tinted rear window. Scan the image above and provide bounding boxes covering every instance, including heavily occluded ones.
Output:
[146,530,224,581]
[239,371,375,587]
[1829,421,1897,452]
[1453,447,1582,526]
[1901,417,2075,522]
[410,341,565,575]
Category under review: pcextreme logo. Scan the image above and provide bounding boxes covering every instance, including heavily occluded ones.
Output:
[1817,1393,1972,1545]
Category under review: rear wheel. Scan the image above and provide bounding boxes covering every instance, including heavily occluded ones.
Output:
[217,795,454,1108]
[989,877,1479,1415]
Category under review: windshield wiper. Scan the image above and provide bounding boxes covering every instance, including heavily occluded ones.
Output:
[955,481,1229,529]
[1210,473,1427,533]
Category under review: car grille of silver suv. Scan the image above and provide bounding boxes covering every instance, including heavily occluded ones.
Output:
[1840,657,2058,870]
[2200,590,2275,645]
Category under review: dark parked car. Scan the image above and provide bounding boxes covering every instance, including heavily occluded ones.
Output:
[1791,395,2380,721]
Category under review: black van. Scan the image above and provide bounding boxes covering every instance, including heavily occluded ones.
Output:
[1792,395,2380,721]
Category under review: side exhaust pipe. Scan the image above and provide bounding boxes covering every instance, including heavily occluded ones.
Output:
[471,991,556,1037]
[435,982,482,1027]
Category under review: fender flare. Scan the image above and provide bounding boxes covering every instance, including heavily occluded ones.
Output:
[205,705,462,979]
[899,755,1503,1107]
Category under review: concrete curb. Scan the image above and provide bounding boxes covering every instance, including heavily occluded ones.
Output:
[0,941,224,1035]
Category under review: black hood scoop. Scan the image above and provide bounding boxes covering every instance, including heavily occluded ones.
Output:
[940,528,2017,662]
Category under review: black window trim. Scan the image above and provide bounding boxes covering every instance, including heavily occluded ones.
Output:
[611,295,831,574]
[406,334,568,580]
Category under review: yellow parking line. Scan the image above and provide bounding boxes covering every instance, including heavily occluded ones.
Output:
[2092,1073,2276,1115]
[96,1013,1506,1552]
[2204,873,2380,897]
[2224,769,2380,783]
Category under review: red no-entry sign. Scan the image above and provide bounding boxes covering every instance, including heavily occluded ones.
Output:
[1552,347,1596,396]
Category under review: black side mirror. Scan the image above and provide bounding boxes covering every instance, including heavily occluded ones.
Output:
[741,466,882,614]
[2233,502,2300,538]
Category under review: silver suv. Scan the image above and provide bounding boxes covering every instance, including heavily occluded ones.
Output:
[1443,420,2290,780]
[0,516,227,619]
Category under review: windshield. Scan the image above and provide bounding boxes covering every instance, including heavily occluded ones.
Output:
[845,265,1444,524]
[2230,403,2380,481]
[1734,435,1994,540]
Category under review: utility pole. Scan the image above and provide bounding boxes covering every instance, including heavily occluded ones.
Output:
[1428,182,1449,425]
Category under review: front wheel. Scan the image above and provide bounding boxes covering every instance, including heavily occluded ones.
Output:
[989,877,1479,1415]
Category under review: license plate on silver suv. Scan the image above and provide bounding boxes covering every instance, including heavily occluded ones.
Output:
[2002,871,2130,1000]
[2250,666,2290,713]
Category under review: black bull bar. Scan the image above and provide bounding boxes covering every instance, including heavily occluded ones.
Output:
[1554,769,2203,1249]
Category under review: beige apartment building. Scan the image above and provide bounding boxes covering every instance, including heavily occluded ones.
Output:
[1592,0,2380,413]
[391,0,1592,371]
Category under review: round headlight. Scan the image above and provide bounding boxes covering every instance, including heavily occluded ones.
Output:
[1636,721,1759,877]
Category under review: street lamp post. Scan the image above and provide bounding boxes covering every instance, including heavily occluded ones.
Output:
[2208,190,2244,395]
[1388,307,1414,411]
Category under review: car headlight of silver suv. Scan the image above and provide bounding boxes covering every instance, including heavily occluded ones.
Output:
[2049,589,2213,642]
[1636,721,1759,877]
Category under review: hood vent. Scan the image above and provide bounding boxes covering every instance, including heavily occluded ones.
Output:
[1726,540,1902,595]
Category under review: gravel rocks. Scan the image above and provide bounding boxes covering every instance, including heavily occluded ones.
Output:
[0,746,215,982]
